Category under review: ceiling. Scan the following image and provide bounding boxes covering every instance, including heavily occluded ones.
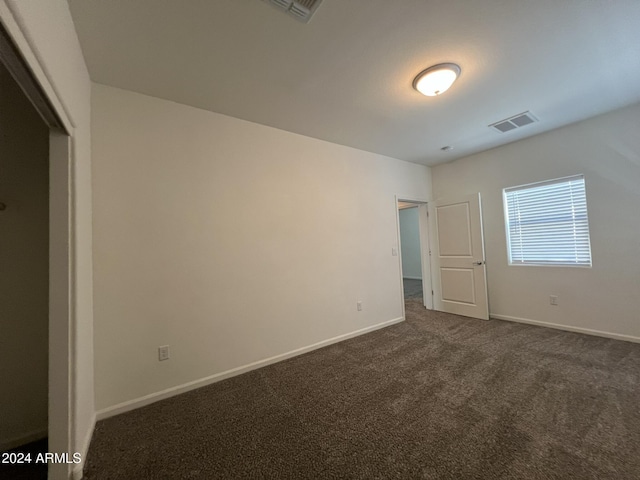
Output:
[68,0,640,166]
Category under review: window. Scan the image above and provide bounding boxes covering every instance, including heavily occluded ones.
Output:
[503,175,592,266]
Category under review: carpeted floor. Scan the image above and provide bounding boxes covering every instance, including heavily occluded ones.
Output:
[83,296,640,479]
[403,278,423,302]
[0,438,48,480]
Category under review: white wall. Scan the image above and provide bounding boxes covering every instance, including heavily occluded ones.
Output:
[0,0,94,476]
[92,84,431,412]
[399,207,422,279]
[0,63,49,450]
[431,103,640,341]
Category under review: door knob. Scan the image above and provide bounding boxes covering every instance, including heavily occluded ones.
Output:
[472,260,484,265]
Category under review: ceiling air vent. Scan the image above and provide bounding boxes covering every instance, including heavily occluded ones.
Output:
[289,1,311,20]
[271,0,292,8]
[490,111,538,133]
[263,0,323,23]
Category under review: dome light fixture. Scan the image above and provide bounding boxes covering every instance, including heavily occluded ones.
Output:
[413,63,461,97]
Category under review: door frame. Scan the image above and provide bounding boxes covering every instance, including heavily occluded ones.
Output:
[395,196,433,320]
[0,11,75,480]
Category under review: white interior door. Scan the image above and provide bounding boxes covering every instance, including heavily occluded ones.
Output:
[430,193,488,320]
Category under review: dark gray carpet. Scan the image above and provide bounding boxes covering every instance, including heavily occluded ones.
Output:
[83,297,640,479]
[0,438,48,480]
[403,278,423,301]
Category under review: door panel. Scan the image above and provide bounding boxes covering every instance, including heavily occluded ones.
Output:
[436,203,472,256]
[441,268,476,304]
[430,193,488,320]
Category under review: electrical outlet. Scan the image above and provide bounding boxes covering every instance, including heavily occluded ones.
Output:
[549,295,558,306]
[158,345,170,361]
[357,301,363,311]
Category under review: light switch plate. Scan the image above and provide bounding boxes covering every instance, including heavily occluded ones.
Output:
[158,345,170,361]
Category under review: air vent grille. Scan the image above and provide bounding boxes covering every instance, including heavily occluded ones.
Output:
[263,0,323,23]
[490,111,538,133]
[270,0,292,8]
[289,3,310,19]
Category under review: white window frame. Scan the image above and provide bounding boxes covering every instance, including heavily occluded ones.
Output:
[503,174,593,267]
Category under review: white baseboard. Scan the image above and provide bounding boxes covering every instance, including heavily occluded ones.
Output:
[71,413,96,480]
[403,276,422,280]
[96,317,404,421]
[0,428,47,452]
[490,313,640,344]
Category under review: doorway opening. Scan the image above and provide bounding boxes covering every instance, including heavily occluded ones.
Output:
[398,202,424,302]
[395,197,432,320]
[0,20,73,480]
[0,50,50,478]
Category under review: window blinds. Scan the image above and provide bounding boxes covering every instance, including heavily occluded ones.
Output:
[503,175,592,266]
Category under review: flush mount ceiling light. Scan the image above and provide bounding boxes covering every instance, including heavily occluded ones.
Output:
[413,63,461,97]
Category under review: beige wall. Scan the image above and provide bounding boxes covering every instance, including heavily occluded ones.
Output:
[91,84,432,412]
[0,63,49,450]
[431,103,640,340]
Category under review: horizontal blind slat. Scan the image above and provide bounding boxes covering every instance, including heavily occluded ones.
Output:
[504,175,592,266]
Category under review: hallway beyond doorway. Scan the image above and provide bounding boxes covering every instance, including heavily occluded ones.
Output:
[403,278,423,303]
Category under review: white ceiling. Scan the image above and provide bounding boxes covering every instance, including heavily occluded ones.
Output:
[68,0,640,166]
